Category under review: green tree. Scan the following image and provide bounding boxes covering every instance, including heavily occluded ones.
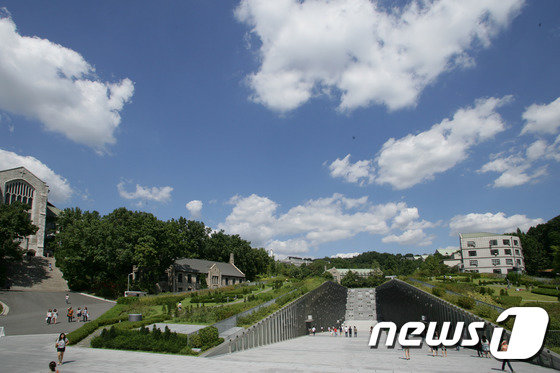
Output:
[0,202,39,284]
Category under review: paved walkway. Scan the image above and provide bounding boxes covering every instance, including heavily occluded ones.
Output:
[0,291,115,336]
[0,331,554,372]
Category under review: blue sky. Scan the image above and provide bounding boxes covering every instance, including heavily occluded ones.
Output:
[1,1,559,259]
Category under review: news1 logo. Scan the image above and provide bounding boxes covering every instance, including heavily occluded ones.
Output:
[368,307,549,359]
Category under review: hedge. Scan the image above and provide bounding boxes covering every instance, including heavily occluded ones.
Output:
[532,287,560,297]
[91,325,223,354]
[456,296,476,310]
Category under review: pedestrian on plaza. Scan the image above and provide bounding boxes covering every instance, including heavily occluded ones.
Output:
[370,326,373,334]
[441,344,447,357]
[312,326,316,335]
[475,335,483,357]
[344,325,348,337]
[499,339,514,372]
[48,361,58,372]
[67,307,73,322]
[52,309,58,324]
[334,327,337,336]
[49,263,53,271]
[349,325,353,338]
[55,333,69,365]
[481,335,490,358]
[46,309,52,324]
[432,331,439,357]
[77,307,82,321]
[65,294,69,304]
[354,326,357,338]
[83,307,88,322]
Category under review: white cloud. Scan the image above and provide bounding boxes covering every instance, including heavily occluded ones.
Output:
[479,153,548,188]
[185,200,203,218]
[235,0,522,112]
[331,252,360,259]
[328,154,375,185]
[0,148,72,204]
[374,96,510,189]
[521,97,560,135]
[479,136,560,188]
[117,181,173,203]
[219,193,434,255]
[382,229,434,246]
[0,13,134,152]
[449,212,543,235]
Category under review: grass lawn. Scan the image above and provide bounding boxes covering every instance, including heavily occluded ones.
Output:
[486,285,558,302]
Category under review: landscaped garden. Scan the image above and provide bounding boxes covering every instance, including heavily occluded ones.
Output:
[403,272,560,353]
[67,277,325,356]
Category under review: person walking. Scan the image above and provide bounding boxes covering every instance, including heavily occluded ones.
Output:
[500,339,514,372]
[349,325,353,338]
[67,307,73,322]
[344,326,348,337]
[46,309,52,325]
[77,307,82,321]
[52,309,58,324]
[65,294,69,304]
[83,307,88,322]
[48,361,59,372]
[55,333,69,365]
[354,326,357,338]
[481,335,490,358]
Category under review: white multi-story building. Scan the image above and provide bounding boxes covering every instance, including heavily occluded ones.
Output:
[458,232,525,274]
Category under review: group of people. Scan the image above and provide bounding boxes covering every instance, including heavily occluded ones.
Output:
[46,306,89,324]
[326,325,357,337]
[66,306,89,322]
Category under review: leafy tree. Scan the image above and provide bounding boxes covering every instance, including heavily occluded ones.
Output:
[0,202,38,284]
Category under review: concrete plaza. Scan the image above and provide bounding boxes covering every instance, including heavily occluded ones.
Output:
[0,331,555,372]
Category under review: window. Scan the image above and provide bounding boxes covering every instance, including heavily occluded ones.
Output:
[177,274,182,283]
[471,270,479,273]
[504,249,512,255]
[4,179,34,207]
[492,259,501,266]
[187,274,192,283]
[469,260,478,267]
[468,250,477,257]
[489,239,498,246]
[506,259,513,265]
[467,241,476,248]
[212,276,219,284]
[493,269,502,274]
[516,259,521,265]
[225,278,229,285]
[490,249,499,256]
[515,249,520,255]
[514,240,518,246]
[503,239,510,246]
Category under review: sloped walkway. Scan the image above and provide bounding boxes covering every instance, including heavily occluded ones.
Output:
[0,332,554,372]
[6,257,69,292]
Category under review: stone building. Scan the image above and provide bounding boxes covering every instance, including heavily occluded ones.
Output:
[165,253,246,292]
[0,166,58,257]
[327,267,383,284]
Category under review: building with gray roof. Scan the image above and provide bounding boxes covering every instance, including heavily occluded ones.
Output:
[165,253,246,292]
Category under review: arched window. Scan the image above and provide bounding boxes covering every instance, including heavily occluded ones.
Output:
[4,179,34,208]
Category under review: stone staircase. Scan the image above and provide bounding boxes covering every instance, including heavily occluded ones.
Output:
[343,288,376,332]
[6,256,69,292]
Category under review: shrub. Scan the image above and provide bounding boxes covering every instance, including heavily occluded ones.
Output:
[532,287,560,297]
[456,296,476,309]
[431,287,445,297]
[475,305,499,320]
[494,295,522,308]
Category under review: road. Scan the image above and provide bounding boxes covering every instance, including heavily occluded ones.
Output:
[0,291,115,336]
